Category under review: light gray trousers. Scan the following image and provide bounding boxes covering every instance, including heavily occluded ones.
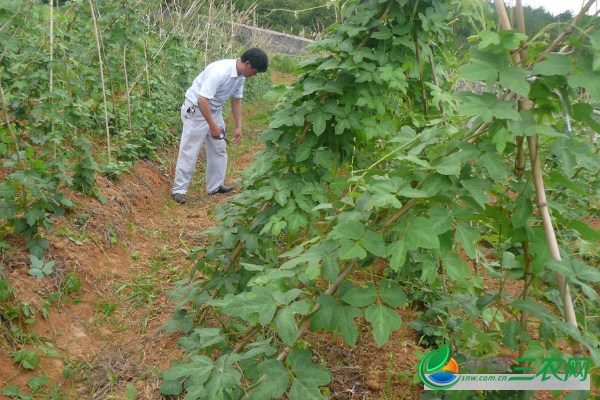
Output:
[171,103,227,195]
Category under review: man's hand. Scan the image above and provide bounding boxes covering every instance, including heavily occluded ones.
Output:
[209,124,223,139]
[232,127,243,144]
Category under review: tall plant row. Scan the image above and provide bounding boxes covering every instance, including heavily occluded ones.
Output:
[160,0,600,398]
[0,0,253,259]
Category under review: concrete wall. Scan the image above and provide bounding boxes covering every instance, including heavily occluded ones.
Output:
[233,23,313,58]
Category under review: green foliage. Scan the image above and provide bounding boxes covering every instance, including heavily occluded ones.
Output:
[224,0,337,37]
[161,0,600,398]
[0,0,277,260]
[269,54,299,74]
[0,266,36,342]
[27,255,54,279]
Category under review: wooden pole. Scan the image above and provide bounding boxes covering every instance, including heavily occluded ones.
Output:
[88,0,112,163]
[50,0,56,159]
[494,0,584,358]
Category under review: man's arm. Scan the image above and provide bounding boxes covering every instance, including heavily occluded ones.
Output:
[197,96,223,139]
[231,97,243,144]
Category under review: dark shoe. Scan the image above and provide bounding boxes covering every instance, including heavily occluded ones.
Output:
[208,185,235,195]
[171,193,186,204]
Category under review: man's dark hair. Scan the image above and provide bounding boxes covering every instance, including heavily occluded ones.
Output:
[241,48,269,72]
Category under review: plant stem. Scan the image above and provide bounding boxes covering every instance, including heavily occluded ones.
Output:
[532,0,597,65]
[276,263,355,362]
[414,31,428,120]
[197,201,271,325]
[428,51,446,123]
[519,240,532,357]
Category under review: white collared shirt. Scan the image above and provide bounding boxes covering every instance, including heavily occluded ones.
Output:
[185,59,245,111]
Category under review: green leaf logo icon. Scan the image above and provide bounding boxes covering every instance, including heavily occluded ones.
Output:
[425,344,450,373]
[418,344,459,390]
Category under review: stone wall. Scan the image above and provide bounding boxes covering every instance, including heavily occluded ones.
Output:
[233,23,313,58]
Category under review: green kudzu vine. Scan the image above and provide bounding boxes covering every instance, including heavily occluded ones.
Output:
[160,0,600,398]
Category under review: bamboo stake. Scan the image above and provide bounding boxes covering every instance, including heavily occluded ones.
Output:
[0,77,24,169]
[514,0,527,180]
[123,45,132,131]
[98,25,119,134]
[61,48,77,138]
[143,39,151,98]
[132,46,143,97]
[204,0,213,68]
[515,1,532,357]
[88,0,112,163]
[527,136,583,357]
[0,75,27,206]
[49,0,56,159]
[495,0,584,358]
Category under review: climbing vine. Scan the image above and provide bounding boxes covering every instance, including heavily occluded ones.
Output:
[155,0,600,398]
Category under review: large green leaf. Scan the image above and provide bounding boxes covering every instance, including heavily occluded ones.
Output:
[569,220,600,242]
[456,92,496,122]
[479,152,509,182]
[491,101,520,121]
[435,156,461,175]
[338,238,367,260]
[455,223,479,259]
[568,68,600,103]
[288,350,332,400]
[361,229,386,257]
[499,66,530,96]
[342,282,377,307]
[532,53,573,76]
[388,240,407,271]
[406,217,440,250]
[311,294,338,332]
[379,279,407,308]
[512,196,533,229]
[161,356,214,391]
[247,360,289,400]
[444,253,471,281]
[333,305,363,346]
[330,221,366,240]
[458,60,498,86]
[427,206,453,235]
[365,305,402,347]
[274,307,299,347]
[222,286,277,325]
[461,179,490,208]
[205,366,241,398]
